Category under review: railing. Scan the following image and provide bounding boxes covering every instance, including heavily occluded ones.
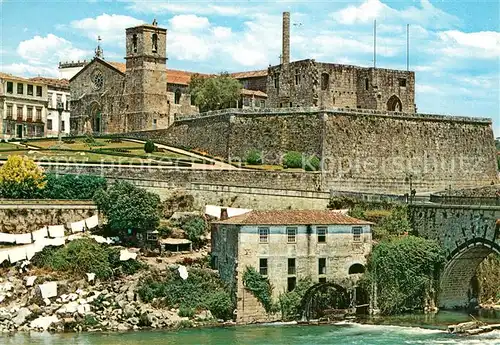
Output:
[429,194,500,206]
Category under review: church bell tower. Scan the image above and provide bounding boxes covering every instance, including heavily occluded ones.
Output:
[123,19,169,131]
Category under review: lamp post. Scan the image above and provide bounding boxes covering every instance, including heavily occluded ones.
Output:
[56,102,64,144]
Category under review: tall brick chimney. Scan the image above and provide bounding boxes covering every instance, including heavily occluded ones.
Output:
[282,12,290,65]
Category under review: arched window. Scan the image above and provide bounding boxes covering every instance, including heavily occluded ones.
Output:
[321,73,329,90]
[348,263,365,274]
[152,33,158,53]
[174,89,181,104]
[132,34,138,53]
[387,95,403,111]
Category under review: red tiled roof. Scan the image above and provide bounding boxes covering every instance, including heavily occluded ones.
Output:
[216,210,373,225]
[241,89,267,98]
[231,70,268,79]
[29,77,69,89]
[0,72,33,83]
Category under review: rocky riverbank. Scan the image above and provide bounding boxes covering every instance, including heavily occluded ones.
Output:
[0,267,225,334]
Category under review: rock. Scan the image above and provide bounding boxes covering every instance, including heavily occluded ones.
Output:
[25,276,37,287]
[123,304,137,318]
[195,310,213,321]
[0,309,12,321]
[43,298,51,306]
[117,323,129,331]
[28,304,41,314]
[56,301,79,315]
[128,317,139,325]
[63,317,76,324]
[30,315,59,331]
[12,307,31,327]
[77,304,91,316]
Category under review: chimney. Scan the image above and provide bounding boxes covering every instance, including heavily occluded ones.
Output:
[220,208,229,221]
[282,12,290,65]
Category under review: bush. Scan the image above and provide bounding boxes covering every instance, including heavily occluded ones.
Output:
[42,174,107,200]
[144,140,156,154]
[282,151,303,169]
[246,149,263,165]
[136,268,234,320]
[32,238,145,280]
[278,278,314,321]
[242,266,275,313]
[304,155,321,171]
[362,236,446,315]
[157,222,173,237]
[0,156,46,198]
[180,216,207,247]
[178,306,195,318]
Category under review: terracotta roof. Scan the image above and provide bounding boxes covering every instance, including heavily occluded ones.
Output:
[231,70,268,79]
[241,89,267,98]
[108,61,126,73]
[216,210,373,226]
[0,72,34,83]
[29,77,69,89]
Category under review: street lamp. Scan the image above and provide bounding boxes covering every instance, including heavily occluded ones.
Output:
[56,102,64,144]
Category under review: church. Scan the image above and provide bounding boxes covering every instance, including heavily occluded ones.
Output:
[69,20,199,134]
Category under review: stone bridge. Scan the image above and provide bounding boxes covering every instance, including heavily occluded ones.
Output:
[409,203,500,309]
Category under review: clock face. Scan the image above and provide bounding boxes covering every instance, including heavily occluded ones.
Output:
[92,70,104,91]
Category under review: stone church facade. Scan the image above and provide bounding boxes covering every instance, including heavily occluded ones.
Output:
[69,21,197,135]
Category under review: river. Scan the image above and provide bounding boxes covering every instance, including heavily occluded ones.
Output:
[2,311,500,345]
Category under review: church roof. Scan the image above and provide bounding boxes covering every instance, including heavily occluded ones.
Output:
[230,70,268,79]
[69,57,125,82]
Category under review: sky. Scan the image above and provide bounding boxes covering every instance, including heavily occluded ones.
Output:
[0,0,499,136]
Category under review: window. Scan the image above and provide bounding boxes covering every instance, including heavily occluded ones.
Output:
[152,119,157,129]
[146,231,158,241]
[27,84,33,96]
[274,73,279,89]
[287,277,296,292]
[36,86,42,97]
[152,33,158,53]
[174,89,181,104]
[318,258,326,275]
[61,121,65,132]
[56,94,62,108]
[317,227,327,243]
[17,106,23,120]
[259,258,268,276]
[6,105,13,118]
[288,258,296,275]
[27,107,33,121]
[132,34,138,53]
[48,93,53,108]
[260,100,265,108]
[294,69,301,85]
[289,102,292,107]
[35,108,42,121]
[259,227,269,243]
[352,226,362,242]
[66,95,71,110]
[321,73,329,90]
[243,97,250,106]
[365,78,369,91]
[287,227,297,243]
[319,277,327,283]
[399,78,407,87]
[47,119,53,130]
[6,82,13,94]
[190,94,196,106]
[17,83,24,94]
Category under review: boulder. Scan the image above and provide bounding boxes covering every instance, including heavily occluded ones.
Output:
[12,308,31,327]
[30,315,60,331]
[123,304,137,318]
[195,310,213,321]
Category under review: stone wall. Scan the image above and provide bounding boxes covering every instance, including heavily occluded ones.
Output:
[0,201,97,234]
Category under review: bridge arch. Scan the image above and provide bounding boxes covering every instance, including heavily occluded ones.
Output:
[299,282,350,321]
[439,238,500,309]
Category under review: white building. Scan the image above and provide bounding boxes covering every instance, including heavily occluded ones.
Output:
[0,72,48,139]
[58,61,87,80]
[30,77,71,137]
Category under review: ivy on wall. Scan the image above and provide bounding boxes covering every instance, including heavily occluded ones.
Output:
[242,266,275,313]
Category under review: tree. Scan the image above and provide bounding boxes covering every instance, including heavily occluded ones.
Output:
[189,72,242,112]
[0,156,46,198]
[93,181,161,236]
[144,140,156,154]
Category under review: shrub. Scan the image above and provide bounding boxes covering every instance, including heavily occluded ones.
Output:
[179,216,207,247]
[246,149,263,165]
[206,291,233,320]
[242,266,275,313]
[144,140,156,154]
[42,174,107,200]
[304,155,321,171]
[282,151,303,169]
[278,278,314,321]
[0,156,46,198]
[178,306,195,318]
[157,222,173,237]
[93,181,161,236]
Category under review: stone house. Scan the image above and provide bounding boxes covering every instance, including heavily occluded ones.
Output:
[30,77,71,137]
[0,72,47,140]
[212,209,372,323]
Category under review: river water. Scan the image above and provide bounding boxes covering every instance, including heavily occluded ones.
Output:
[2,311,500,345]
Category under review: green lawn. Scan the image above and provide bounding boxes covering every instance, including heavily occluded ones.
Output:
[0,142,19,150]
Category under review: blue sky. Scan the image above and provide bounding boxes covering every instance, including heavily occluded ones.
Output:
[1,0,499,136]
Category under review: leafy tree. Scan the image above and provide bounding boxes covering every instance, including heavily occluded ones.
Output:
[278,278,314,321]
[189,72,242,112]
[362,236,446,315]
[180,216,207,247]
[0,155,46,198]
[93,181,161,236]
[144,140,156,154]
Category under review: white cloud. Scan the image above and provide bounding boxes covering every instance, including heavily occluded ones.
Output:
[333,0,459,29]
[17,34,88,65]
[0,63,59,77]
[169,15,210,32]
[438,30,500,59]
[168,33,212,61]
[70,14,144,43]
[126,2,241,16]
[416,84,441,94]
[212,26,232,39]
